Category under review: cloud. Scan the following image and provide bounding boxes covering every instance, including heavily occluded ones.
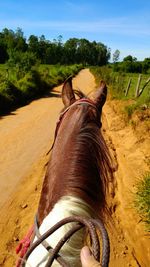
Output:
[0,16,149,37]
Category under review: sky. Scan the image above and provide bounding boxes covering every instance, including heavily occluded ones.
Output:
[0,0,150,61]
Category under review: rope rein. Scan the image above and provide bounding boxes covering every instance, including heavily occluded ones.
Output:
[21,216,110,267]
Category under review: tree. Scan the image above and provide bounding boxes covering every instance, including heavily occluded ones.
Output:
[142,58,150,73]
[38,35,49,63]
[112,49,120,63]
[76,39,91,65]
[123,55,133,62]
[63,38,79,64]
[96,42,110,65]
[7,50,38,79]
[15,27,27,52]
[0,28,112,66]
[0,33,8,63]
[28,35,39,57]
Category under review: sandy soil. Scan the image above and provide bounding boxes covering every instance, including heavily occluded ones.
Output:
[0,69,149,266]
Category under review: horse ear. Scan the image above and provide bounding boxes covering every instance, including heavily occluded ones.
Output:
[62,76,76,107]
[94,81,107,110]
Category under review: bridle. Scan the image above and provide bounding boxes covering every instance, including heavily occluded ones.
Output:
[50,98,102,151]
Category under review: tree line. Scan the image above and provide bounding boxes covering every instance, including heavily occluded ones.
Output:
[0,27,110,66]
[112,50,150,74]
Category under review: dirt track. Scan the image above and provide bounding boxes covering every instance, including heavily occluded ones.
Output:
[0,69,149,266]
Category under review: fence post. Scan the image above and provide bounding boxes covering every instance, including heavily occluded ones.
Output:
[125,77,132,96]
[135,74,142,97]
[138,77,150,97]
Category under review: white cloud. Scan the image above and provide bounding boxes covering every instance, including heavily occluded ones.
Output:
[0,17,149,37]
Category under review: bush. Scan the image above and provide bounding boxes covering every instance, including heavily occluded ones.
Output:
[18,70,49,101]
[0,80,23,113]
[0,64,83,114]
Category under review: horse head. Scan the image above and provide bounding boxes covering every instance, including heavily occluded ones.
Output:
[20,75,113,267]
[62,76,107,110]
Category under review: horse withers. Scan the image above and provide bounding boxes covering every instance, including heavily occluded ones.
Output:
[18,76,113,267]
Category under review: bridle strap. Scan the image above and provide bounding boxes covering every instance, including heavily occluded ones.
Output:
[60,98,100,119]
[50,98,101,152]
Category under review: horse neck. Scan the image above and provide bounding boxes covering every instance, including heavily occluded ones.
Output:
[38,106,112,224]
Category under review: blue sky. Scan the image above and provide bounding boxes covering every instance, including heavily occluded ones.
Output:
[0,0,150,61]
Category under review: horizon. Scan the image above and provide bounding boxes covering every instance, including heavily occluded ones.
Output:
[0,0,150,61]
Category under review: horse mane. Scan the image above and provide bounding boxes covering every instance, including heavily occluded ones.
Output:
[63,103,113,216]
[38,88,114,223]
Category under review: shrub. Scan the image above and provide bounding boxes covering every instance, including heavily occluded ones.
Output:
[18,70,49,101]
[0,80,23,113]
[0,64,83,114]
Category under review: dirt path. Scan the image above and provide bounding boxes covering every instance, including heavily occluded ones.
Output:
[0,69,149,266]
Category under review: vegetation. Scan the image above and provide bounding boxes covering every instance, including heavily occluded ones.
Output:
[0,64,82,115]
[135,173,150,231]
[0,27,112,114]
[113,55,150,74]
[0,28,110,66]
[0,27,149,116]
[91,66,150,118]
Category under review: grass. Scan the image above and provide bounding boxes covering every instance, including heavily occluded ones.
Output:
[0,64,83,115]
[135,172,150,231]
[91,66,150,231]
[91,66,150,118]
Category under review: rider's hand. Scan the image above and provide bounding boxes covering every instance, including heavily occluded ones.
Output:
[80,246,101,267]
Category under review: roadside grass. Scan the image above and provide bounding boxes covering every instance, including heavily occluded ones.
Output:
[91,66,150,231]
[91,66,150,119]
[0,64,83,115]
[135,172,150,231]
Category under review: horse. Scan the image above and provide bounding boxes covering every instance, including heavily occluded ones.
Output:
[17,76,113,267]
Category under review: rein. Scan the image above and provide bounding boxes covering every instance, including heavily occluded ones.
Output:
[21,216,110,267]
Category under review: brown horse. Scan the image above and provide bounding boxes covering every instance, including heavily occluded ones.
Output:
[22,77,113,266]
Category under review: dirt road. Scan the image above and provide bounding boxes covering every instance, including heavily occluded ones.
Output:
[0,69,149,266]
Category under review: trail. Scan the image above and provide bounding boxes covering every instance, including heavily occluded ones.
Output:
[0,69,149,266]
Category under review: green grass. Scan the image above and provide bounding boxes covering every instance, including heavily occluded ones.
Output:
[91,66,150,118]
[0,64,83,115]
[119,73,150,99]
[135,173,150,231]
